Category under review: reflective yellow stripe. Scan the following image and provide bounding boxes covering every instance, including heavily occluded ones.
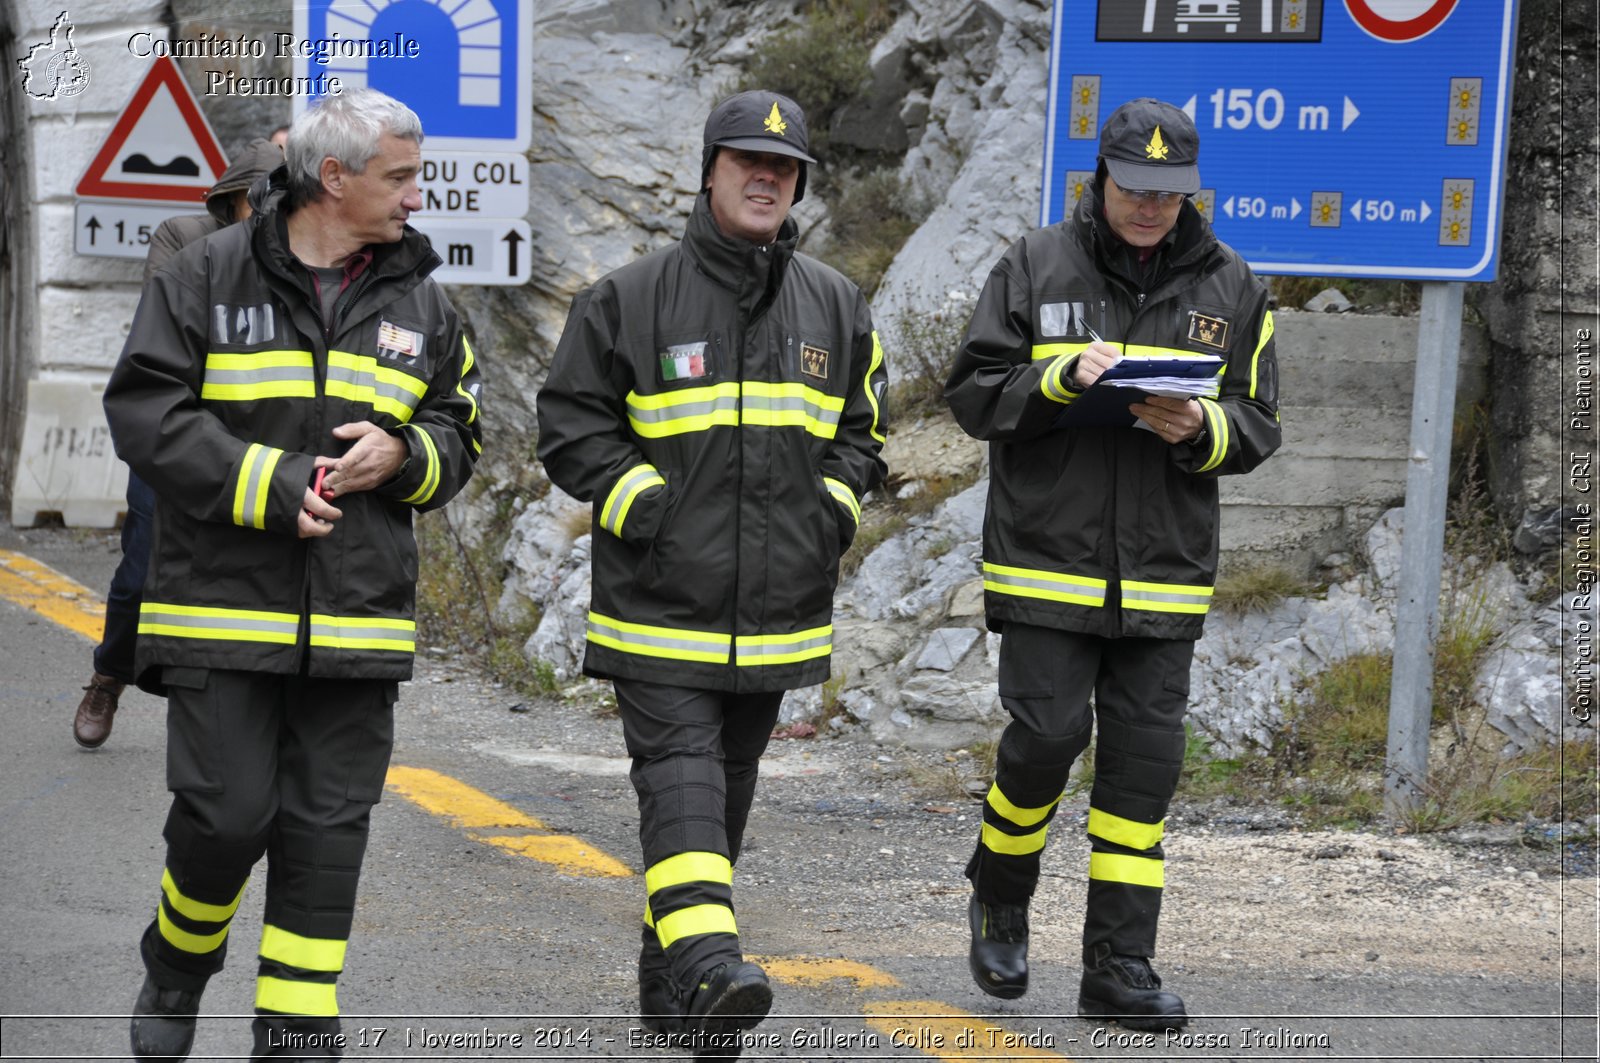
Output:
[400,424,440,505]
[626,383,740,438]
[655,903,738,948]
[201,351,316,401]
[1250,310,1274,400]
[232,443,264,527]
[986,783,1061,828]
[158,906,229,954]
[1089,851,1164,888]
[457,337,480,425]
[600,464,665,538]
[259,925,347,973]
[1120,579,1213,615]
[982,562,1107,607]
[1039,352,1078,404]
[326,350,426,423]
[1123,344,1216,360]
[981,820,1048,856]
[645,851,733,895]
[229,443,284,529]
[734,625,832,667]
[742,381,845,439]
[586,611,731,664]
[864,330,887,444]
[1031,341,1097,361]
[1087,807,1165,851]
[255,976,338,1017]
[139,603,300,644]
[308,615,415,653]
[1195,396,1229,473]
[824,477,860,526]
[161,868,245,923]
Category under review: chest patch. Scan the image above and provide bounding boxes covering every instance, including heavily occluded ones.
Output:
[1039,301,1091,338]
[801,343,830,381]
[377,321,426,367]
[659,341,710,382]
[1187,311,1230,350]
[212,303,276,346]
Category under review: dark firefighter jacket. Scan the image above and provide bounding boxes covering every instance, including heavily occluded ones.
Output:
[945,184,1280,641]
[536,193,889,692]
[104,169,483,690]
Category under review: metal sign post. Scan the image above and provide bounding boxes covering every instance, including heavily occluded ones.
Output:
[1385,280,1466,815]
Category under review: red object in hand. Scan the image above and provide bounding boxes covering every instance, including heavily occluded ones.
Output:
[312,466,336,501]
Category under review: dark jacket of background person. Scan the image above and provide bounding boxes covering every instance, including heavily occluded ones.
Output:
[142,137,285,282]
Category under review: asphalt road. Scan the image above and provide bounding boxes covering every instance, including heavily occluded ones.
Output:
[0,523,1595,1062]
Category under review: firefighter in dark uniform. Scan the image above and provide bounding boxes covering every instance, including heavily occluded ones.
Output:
[945,98,1280,1030]
[537,90,888,1057]
[104,88,483,1060]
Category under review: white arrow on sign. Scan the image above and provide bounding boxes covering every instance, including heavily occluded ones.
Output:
[1343,97,1361,131]
[1418,200,1433,223]
[1181,95,1198,121]
[1290,198,1303,220]
[1222,195,1234,218]
[1351,198,1363,221]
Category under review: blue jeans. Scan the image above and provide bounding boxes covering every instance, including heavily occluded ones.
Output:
[93,471,154,683]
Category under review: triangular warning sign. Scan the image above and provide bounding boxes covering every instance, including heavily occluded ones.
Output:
[76,56,228,204]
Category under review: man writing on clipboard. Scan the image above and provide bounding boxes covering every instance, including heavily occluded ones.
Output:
[944,97,1280,1030]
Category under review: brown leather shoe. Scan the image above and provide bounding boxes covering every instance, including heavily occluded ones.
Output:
[73,672,124,749]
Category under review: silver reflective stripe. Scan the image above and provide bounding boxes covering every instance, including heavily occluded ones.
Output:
[586,614,731,662]
[626,391,739,425]
[207,365,313,388]
[238,447,268,528]
[600,465,663,536]
[139,605,299,641]
[741,392,843,430]
[308,617,415,649]
[734,630,832,664]
[1122,587,1212,610]
[984,566,1107,604]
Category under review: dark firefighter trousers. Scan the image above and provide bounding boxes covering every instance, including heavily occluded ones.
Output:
[967,624,1194,961]
[615,678,783,993]
[138,667,396,1058]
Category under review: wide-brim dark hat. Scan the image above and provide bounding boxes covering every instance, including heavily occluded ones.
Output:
[701,90,815,202]
[1099,97,1200,195]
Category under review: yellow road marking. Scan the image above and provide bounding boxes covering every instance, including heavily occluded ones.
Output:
[0,548,105,643]
[866,1000,1072,1060]
[385,765,632,878]
[752,955,901,989]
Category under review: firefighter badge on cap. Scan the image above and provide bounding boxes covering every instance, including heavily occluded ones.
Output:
[1187,311,1230,349]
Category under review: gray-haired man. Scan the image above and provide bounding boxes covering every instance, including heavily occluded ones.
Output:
[105,87,483,1060]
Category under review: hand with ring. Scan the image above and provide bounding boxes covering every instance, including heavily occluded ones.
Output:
[1130,396,1203,443]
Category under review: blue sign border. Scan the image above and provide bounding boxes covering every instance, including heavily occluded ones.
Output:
[1040,1,1519,281]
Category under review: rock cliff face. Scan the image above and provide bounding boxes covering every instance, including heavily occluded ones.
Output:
[482,0,1572,756]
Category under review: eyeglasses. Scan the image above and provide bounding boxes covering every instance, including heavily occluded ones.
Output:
[1120,188,1187,205]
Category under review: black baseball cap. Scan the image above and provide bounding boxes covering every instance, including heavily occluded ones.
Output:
[701,90,816,201]
[1098,98,1200,195]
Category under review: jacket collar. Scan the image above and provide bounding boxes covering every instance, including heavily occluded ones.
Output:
[250,168,441,298]
[681,192,799,300]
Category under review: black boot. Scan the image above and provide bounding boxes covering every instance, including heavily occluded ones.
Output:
[685,961,772,1060]
[639,928,684,1034]
[968,896,1028,999]
[129,975,203,1061]
[1078,943,1188,1031]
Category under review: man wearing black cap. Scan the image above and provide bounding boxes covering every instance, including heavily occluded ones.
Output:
[945,98,1280,1030]
[537,90,888,1056]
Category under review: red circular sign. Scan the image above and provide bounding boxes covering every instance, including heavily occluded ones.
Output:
[1344,0,1460,42]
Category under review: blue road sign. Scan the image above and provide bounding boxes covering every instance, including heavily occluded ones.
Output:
[293,0,531,153]
[1041,1,1519,280]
